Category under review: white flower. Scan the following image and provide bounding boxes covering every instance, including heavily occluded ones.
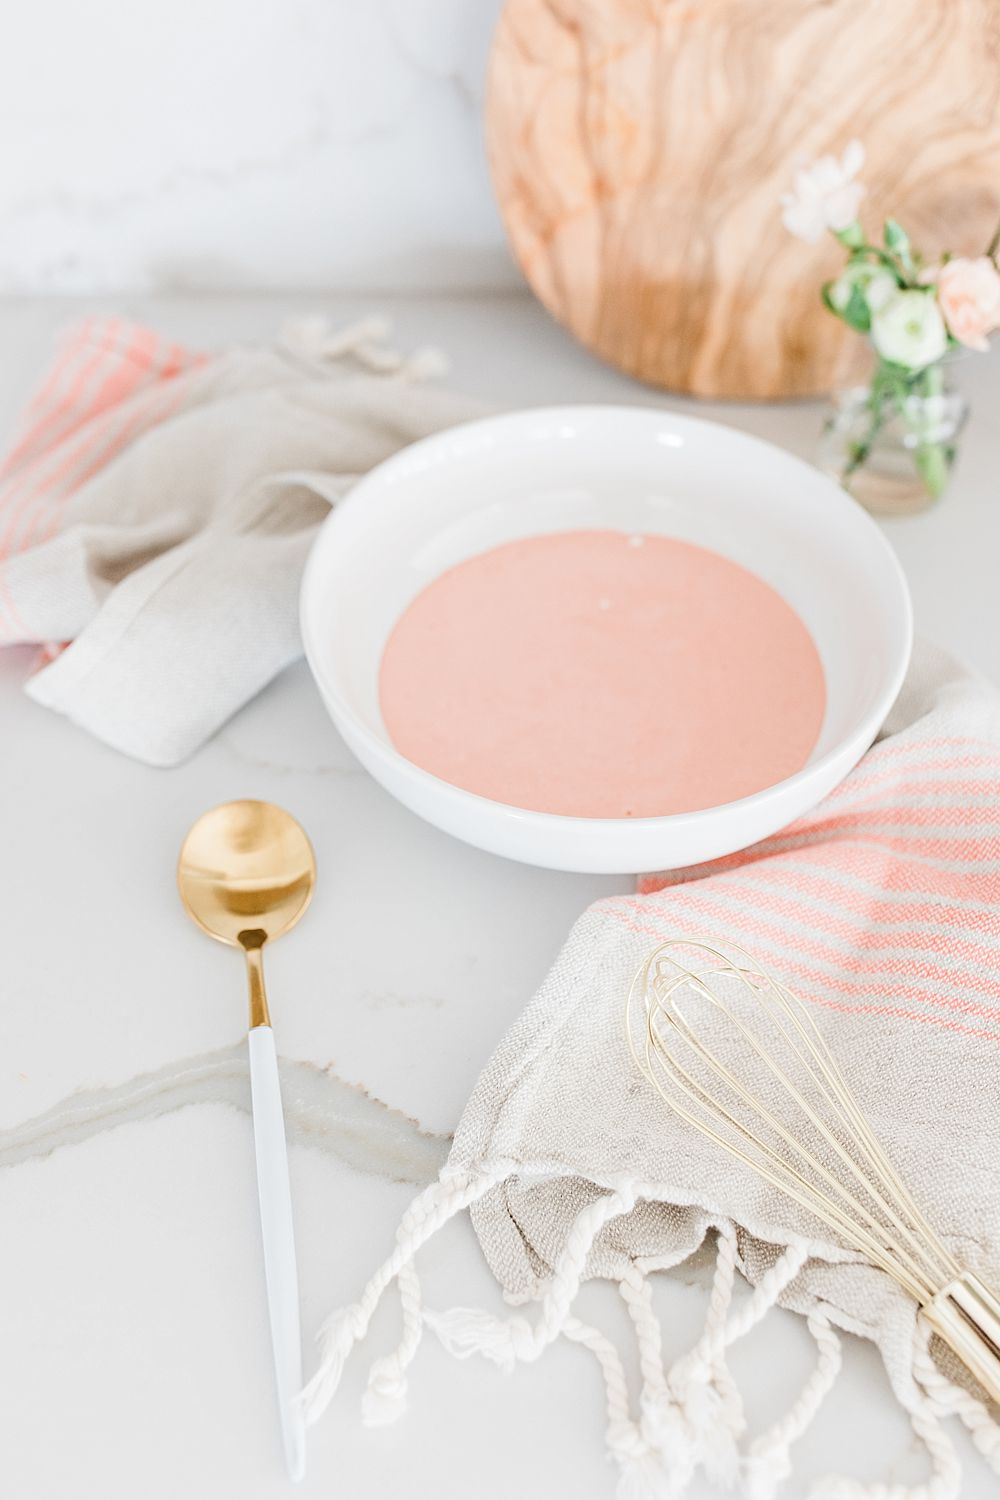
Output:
[781,140,866,243]
[864,270,898,314]
[828,263,897,317]
[870,290,948,369]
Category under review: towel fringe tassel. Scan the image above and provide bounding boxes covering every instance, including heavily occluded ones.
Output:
[302,1178,997,1499]
[279,314,449,381]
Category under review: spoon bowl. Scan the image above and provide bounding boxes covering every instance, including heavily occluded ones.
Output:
[177,799,315,948]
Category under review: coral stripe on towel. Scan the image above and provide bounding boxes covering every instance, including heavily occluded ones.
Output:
[630,693,1000,1041]
[0,319,206,636]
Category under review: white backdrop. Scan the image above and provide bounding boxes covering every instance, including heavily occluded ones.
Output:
[0,0,516,292]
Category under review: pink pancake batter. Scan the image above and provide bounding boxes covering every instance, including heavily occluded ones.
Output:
[379,530,825,819]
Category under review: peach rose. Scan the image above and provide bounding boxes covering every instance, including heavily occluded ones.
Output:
[935,256,1000,352]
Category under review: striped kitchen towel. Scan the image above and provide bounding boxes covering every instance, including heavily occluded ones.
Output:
[304,639,1000,1500]
[0,314,478,763]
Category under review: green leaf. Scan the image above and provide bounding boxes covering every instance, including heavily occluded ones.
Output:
[884,218,913,272]
[836,221,864,249]
[883,219,908,252]
[841,283,871,332]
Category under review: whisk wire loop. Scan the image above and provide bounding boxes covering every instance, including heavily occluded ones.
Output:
[639,1013,934,1300]
[627,939,961,1304]
[627,937,1000,1407]
[636,1009,934,1300]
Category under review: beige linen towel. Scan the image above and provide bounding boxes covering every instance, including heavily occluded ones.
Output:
[0,315,480,764]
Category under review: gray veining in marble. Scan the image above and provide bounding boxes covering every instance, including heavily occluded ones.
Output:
[2,1045,449,1186]
[0,0,512,293]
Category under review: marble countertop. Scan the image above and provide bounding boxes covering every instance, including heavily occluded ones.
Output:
[1,293,996,1499]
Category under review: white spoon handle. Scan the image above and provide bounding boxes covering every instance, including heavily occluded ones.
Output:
[248,1024,306,1482]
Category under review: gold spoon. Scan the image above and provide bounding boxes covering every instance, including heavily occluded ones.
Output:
[178,799,315,1483]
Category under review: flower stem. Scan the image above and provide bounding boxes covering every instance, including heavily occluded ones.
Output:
[841,376,888,481]
[910,363,949,501]
[913,441,948,499]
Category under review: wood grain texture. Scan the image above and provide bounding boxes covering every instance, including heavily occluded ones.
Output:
[486,0,1000,399]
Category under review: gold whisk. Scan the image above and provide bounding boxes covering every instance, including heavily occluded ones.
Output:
[626,937,1000,1405]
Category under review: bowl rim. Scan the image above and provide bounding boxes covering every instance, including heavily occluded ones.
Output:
[299,403,914,836]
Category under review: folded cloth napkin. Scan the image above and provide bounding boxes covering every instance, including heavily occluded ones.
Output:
[304,641,1000,1500]
[0,314,480,764]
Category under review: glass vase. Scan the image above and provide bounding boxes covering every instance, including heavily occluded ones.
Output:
[818,367,968,516]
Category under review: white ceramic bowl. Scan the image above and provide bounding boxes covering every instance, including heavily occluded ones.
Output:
[300,406,912,874]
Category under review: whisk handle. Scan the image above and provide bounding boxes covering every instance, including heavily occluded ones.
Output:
[924,1273,1000,1407]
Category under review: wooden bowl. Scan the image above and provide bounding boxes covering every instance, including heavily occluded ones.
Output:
[486,0,1000,399]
